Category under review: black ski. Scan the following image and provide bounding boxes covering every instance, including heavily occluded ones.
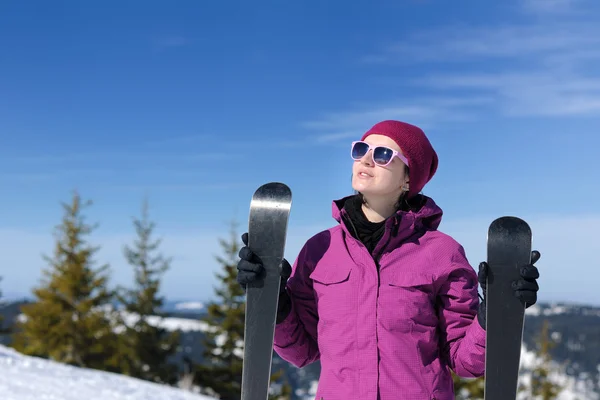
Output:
[241,182,292,400]
[484,216,532,400]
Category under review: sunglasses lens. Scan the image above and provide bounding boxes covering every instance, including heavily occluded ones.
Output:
[373,147,394,165]
[351,142,369,159]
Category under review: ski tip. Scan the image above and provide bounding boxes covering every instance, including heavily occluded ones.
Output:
[255,181,291,192]
[252,182,292,197]
[250,182,292,209]
[488,216,532,235]
[490,215,525,223]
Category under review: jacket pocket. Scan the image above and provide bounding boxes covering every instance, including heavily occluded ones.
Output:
[309,264,354,323]
[310,263,352,285]
[381,272,436,333]
[387,271,434,298]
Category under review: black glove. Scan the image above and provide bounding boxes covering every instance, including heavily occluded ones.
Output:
[237,233,293,323]
[476,250,540,329]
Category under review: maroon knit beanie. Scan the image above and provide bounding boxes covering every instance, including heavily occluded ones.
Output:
[360,120,438,198]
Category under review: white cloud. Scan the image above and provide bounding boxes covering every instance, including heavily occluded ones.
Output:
[356,2,600,118]
[314,131,362,144]
[369,24,599,62]
[302,96,494,142]
[520,0,583,14]
[365,7,600,64]
[6,151,231,165]
[107,181,251,192]
[415,73,600,116]
[153,35,188,51]
[303,105,435,131]
[141,134,212,147]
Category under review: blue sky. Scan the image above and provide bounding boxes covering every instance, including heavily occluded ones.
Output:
[1,0,599,305]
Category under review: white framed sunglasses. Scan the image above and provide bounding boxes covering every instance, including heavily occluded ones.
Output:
[351,141,409,167]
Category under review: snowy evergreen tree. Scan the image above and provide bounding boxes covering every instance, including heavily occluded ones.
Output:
[11,192,123,372]
[453,372,484,399]
[0,276,4,332]
[527,320,563,399]
[194,220,291,399]
[117,198,180,384]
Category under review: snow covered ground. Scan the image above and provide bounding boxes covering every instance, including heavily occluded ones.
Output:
[1,341,597,400]
[0,344,216,400]
[3,301,598,399]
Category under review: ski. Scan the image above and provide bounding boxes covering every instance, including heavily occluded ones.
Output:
[241,182,292,400]
[484,216,532,400]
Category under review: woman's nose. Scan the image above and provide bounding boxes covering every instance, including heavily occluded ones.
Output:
[360,150,373,165]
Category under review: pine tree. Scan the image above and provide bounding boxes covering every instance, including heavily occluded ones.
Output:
[0,276,11,336]
[0,276,5,332]
[529,319,562,399]
[452,372,484,399]
[117,198,180,384]
[194,220,291,399]
[11,191,122,372]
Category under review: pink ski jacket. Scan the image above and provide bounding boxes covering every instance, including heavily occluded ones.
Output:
[273,195,486,400]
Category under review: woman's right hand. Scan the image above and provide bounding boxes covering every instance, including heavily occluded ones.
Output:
[236,232,291,291]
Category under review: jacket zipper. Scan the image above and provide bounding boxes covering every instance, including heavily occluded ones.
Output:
[342,211,400,399]
[342,211,360,240]
[371,218,398,399]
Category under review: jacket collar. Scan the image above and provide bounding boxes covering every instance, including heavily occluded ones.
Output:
[331,194,443,255]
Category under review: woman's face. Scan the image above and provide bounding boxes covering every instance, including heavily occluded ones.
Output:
[351,134,408,199]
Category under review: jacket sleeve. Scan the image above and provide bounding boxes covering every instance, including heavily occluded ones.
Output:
[272,241,320,368]
[436,245,486,378]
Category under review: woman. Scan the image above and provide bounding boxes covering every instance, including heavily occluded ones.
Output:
[237,120,540,400]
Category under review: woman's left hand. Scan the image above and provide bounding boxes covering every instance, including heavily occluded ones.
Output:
[476,251,541,329]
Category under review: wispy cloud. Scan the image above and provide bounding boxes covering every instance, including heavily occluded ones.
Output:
[4,150,233,166]
[314,131,360,144]
[0,161,237,192]
[141,134,212,147]
[519,0,583,14]
[0,172,61,182]
[366,23,600,63]
[109,181,251,193]
[356,1,600,118]
[153,35,188,51]
[301,96,493,142]
[303,105,434,131]
[415,73,600,116]
[0,169,122,185]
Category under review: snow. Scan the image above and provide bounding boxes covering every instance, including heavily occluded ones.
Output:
[526,303,568,316]
[294,380,318,400]
[0,344,216,400]
[17,308,212,334]
[518,344,599,400]
[174,302,205,311]
[5,302,599,399]
[526,303,600,318]
[118,311,211,333]
[1,340,598,400]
